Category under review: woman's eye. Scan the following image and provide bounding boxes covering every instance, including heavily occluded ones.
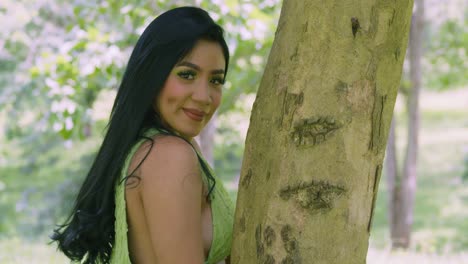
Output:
[177,71,196,80]
[211,77,225,85]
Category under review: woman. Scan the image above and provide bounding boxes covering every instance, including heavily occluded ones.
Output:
[52,7,234,264]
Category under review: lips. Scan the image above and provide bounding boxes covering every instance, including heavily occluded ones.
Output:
[182,108,206,122]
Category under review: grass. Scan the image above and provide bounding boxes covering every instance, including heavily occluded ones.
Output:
[367,247,468,264]
[0,238,67,264]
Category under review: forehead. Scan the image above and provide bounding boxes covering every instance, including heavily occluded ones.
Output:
[181,40,225,69]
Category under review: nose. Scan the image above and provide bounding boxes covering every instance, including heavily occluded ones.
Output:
[191,79,211,105]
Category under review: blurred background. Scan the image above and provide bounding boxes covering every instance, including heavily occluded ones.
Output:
[0,0,466,263]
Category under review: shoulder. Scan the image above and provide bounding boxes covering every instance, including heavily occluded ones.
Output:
[136,134,201,187]
[129,134,198,172]
[146,134,198,167]
[151,134,196,154]
[125,134,206,262]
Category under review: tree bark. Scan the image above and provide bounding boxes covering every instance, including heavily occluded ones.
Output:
[231,1,414,263]
[390,0,424,249]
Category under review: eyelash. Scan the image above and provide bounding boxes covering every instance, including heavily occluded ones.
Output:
[177,70,196,80]
[177,71,225,85]
[211,77,225,85]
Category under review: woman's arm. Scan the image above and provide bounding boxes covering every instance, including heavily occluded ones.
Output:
[139,135,205,264]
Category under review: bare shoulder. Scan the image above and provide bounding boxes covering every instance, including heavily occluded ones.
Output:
[146,134,198,168]
[126,134,205,263]
[151,134,197,157]
[137,134,201,188]
[128,135,199,177]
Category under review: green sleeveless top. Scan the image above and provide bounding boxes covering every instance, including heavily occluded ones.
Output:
[110,128,235,264]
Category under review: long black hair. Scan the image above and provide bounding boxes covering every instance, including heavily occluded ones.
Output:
[51,7,230,264]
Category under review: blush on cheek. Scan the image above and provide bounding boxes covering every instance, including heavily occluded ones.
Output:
[166,97,178,104]
[212,96,222,111]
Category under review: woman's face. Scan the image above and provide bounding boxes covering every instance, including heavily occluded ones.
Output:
[155,39,226,140]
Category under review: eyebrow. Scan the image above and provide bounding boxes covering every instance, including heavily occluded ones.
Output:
[176,61,225,75]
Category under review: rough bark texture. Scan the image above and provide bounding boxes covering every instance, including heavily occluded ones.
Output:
[231,1,414,263]
[389,0,424,249]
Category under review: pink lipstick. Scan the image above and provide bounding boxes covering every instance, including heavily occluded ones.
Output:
[183,108,205,122]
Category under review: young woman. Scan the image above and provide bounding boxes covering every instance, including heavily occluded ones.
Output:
[52,7,234,264]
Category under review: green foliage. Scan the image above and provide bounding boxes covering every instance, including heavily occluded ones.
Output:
[0,128,100,237]
[0,0,280,240]
[463,152,468,182]
[196,0,280,114]
[425,19,468,90]
[0,0,281,140]
[214,122,244,181]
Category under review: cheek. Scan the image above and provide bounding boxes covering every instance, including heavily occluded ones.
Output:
[163,96,179,106]
[211,90,222,110]
[159,81,187,107]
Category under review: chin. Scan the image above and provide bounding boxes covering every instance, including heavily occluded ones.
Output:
[177,127,202,140]
[170,120,207,139]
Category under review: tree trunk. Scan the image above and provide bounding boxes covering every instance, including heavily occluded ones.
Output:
[386,115,406,247]
[83,122,92,138]
[231,1,414,263]
[391,0,424,249]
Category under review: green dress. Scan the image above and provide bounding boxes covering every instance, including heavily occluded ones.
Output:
[110,128,235,264]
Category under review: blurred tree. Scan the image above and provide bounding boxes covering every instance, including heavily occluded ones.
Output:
[385,0,467,249]
[386,0,424,249]
[231,0,414,262]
